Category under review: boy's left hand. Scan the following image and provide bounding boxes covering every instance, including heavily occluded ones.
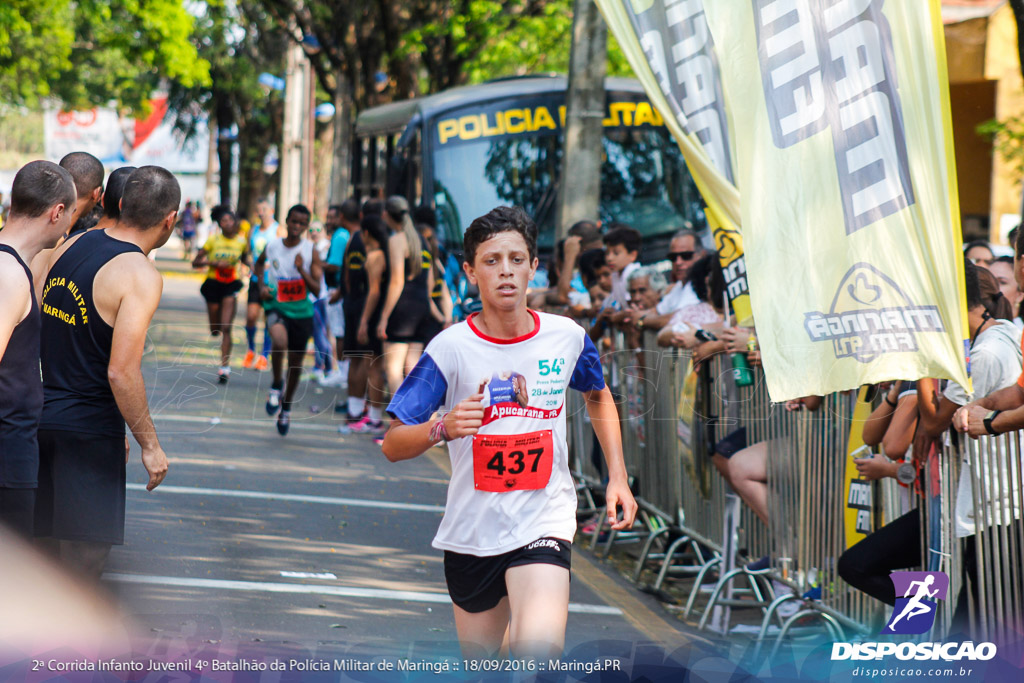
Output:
[604,478,637,530]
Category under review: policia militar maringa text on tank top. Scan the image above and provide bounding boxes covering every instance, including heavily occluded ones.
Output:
[33,165,176,579]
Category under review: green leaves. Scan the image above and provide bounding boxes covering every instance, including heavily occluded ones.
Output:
[0,0,210,111]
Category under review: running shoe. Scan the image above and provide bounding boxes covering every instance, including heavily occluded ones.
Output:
[318,368,347,388]
[217,367,230,384]
[242,350,256,369]
[349,416,385,435]
[277,410,290,436]
[266,388,282,416]
[373,436,384,446]
[254,355,268,371]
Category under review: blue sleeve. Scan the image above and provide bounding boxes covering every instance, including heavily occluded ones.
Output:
[569,334,606,392]
[327,230,349,267]
[387,352,449,424]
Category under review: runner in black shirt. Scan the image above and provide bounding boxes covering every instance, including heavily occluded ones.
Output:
[0,161,76,538]
[35,166,176,578]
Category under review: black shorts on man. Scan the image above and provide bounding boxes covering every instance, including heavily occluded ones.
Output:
[443,537,572,613]
[266,310,313,352]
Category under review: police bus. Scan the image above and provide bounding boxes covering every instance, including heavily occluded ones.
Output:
[352,75,704,307]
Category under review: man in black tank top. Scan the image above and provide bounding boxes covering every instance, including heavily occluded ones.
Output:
[0,161,76,539]
[35,166,178,578]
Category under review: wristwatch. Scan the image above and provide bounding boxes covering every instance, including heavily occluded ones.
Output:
[635,314,647,330]
[983,410,1002,436]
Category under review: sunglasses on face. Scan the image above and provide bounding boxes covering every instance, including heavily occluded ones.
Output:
[668,251,695,262]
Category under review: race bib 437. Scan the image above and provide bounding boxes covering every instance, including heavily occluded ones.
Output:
[472,430,553,492]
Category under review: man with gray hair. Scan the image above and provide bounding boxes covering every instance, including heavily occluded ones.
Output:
[34,166,176,578]
[0,160,76,538]
[627,229,706,333]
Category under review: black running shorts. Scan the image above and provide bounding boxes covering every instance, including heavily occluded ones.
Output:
[443,537,572,613]
[200,278,243,303]
[266,310,313,352]
[34,429,127,545]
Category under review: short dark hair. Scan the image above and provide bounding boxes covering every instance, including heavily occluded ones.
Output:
[413,204,437,229]
[120,166,182,229]
[102,166,136,219]
[10,160,77,220]
[568,220,601,245]
[59,151,104,197]
[463,206,537,265]
[964,239,994,256]
[210,204,235,224]
[965,257,981,310]
[335,199,360,223]
[603,224,642,254]
[995,254,1015,266]
[687,252,726,305]
[578,248,607,286]
[1016,228,1024,260]
[360,214,389,250]
[362,199,383,217]
[286,204,311,221]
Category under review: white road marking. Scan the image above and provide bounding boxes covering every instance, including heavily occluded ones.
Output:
[103,573,623,616]
[126,483,445,513]
[281,571,338,580]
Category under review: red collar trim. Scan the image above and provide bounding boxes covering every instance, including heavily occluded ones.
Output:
[467,310,540,344]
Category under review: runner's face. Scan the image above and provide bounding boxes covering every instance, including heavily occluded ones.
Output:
[219,214,238,237]
[464,231,537,311]
[286,212,309,239]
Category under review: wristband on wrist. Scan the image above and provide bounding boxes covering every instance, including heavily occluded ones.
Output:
[984,410,1002,436]
[884,395,897,408]
[429,415,452,443]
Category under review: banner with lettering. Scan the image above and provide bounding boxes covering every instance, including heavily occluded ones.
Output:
[595,0,753,324]
[695,0,969,400]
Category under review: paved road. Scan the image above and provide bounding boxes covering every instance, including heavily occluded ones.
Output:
[99,252,703,670]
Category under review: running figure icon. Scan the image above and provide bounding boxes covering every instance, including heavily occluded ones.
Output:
[887,575,939,632]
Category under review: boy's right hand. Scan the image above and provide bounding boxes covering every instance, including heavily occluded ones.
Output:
[443,393,485,439]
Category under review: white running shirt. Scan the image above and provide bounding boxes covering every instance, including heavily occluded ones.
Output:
[387,310,605,556]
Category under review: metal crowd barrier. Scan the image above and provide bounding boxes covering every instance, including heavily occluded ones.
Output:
[929,432,1024,644]
[567,325,1024,649]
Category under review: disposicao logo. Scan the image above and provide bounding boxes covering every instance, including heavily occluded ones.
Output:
[884,571,947,635]
[831,571,997,663]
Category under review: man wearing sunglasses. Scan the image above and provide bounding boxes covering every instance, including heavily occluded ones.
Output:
[628,229,705,333]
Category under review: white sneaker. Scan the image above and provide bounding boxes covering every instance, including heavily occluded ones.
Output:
[318,368,347,387]
[266,388,282,416]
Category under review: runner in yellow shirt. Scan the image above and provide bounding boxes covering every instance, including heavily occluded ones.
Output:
[193,206,251,383]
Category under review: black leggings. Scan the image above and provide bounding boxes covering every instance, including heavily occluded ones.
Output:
[838,508,921,606]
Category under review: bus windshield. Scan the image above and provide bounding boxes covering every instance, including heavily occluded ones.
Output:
[431,118,703,251]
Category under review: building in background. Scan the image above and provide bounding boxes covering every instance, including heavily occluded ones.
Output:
[943,0,1024,244]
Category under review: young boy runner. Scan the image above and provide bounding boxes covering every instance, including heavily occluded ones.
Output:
[382,206,637,658]
[254,204,323,435]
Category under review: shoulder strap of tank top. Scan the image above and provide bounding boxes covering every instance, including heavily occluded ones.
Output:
[0,244,33,286]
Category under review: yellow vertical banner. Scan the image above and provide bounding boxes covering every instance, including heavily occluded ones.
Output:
[844,387,875,549]
[694,0,970,400]
[595,0,753,324]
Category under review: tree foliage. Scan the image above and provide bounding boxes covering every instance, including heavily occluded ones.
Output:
[0,0,210,111]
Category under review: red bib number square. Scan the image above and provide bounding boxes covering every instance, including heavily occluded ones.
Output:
[276,278,307,303]
[472,430,553,492]
[215,265,236,283]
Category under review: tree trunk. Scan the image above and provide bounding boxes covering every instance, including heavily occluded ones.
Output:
[330,70,354,203]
